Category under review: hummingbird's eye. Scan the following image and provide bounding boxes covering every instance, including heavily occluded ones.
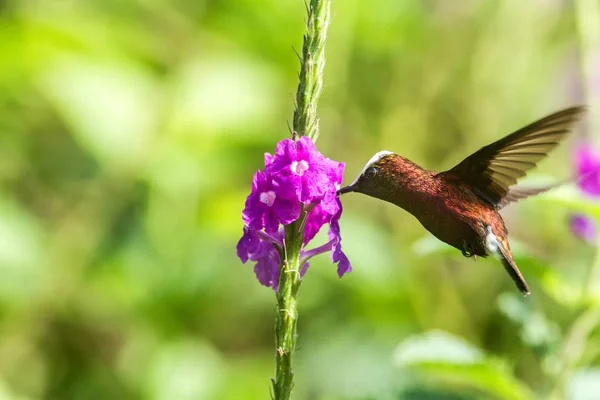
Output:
[364,166,378,179]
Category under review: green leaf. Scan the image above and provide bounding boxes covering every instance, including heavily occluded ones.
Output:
[393,331,483,366]
[497,293,560,356]
[407,362,535,400]
[393,331,535,400]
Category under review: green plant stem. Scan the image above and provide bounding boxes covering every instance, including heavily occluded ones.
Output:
[273,221,303,400]
[272,1,331,399]
[293,0,331,142]
[547,308,600,399]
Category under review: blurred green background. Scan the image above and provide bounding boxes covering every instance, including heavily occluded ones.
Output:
[2,0,600,399]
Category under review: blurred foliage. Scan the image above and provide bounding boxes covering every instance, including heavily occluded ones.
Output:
[1,0,600,399]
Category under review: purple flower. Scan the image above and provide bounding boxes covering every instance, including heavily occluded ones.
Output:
[242,171,301,233]
[569,143,600,245]
[569,214,597,244]
[237,136,352,290]
[268,137,343,209]
[575,143,600,197]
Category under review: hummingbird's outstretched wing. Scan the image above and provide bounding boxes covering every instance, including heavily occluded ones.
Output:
[498,184,559,209]
[440,106,585,206]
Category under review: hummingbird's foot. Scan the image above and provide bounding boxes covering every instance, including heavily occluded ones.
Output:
[461,240,475,258]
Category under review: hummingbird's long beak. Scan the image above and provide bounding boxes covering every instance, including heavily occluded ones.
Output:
[336,184,356,196]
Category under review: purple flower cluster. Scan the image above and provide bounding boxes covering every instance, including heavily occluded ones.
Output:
[569,214,596,244]
[570,143,600,243]
[575,144,600,198]
[236,136,351,290]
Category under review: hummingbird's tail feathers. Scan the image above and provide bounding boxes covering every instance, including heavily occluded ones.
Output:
[485,226,530,295]
[497,244,531,296]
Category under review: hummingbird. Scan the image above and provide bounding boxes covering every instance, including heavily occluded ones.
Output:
[337,107,585,295]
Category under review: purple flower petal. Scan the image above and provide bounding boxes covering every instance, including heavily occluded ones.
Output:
[272,174,301,200]
[265,178,301,232]
[575,144,600,197]
[242,170,302,234]
[300,261,310,277]
[263,210,281,234]
[267,136,345,206]
[242,171,270,230]
[271,139,297,170]
[334,250,352,277]
[301,167,329,202]
[296,135,318,157]
[303,204,330,244]
[320,191,341,216]
[569,214,597,244]
[331,160,345,188]
[244,231,283,290]
[253,245,280,289]
[264,152,275,167]
[273,197,302,228]
[328,204,352,277]
[236,226,260,263]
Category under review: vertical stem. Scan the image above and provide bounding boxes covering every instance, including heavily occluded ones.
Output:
[273,1,331,399]
[273,223,303,400]
[546,308,600,399]
[293,0,331,142]
[582,234,600,298]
